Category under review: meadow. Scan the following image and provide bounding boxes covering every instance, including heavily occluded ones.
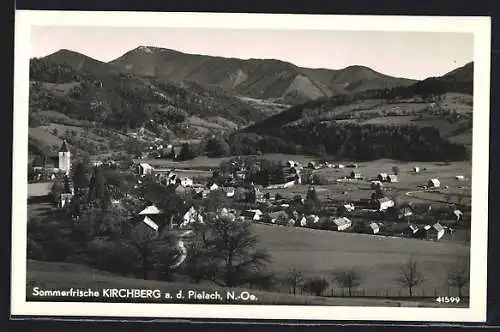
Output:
[252,223,470,298]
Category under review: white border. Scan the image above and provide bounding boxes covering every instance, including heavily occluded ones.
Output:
[12,11,491,322]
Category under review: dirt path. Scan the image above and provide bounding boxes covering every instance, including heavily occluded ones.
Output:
[170,230,193,269]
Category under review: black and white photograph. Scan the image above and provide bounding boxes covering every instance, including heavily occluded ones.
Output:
[12,11,491,322]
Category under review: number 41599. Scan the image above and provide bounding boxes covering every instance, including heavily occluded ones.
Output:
[436,296,461,304]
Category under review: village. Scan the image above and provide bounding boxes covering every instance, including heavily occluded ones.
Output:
[28,139,470,245]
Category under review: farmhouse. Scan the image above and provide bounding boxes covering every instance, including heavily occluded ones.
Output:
[267,210,289,224]
[331,217,352,231]
[306,214,320,224]
[133,205,164,231]
[453,209,463,221]
[428,178,441,188]
[413,166,420,173]
[137,163,153,176]
[427,222,446,241]
[398,206,413,219]
[368,222,380,234]
[240,209,263,221]
[377,173,388,181]
[180,206,204,228]
[350,171,362,179]
[455,175,465,181]
[180,177,194,187]
[402,224,419,237]
[387,174,399,183]
[377,197,395,211]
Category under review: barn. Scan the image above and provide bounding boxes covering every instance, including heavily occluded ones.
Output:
[428,178,441,188]
[377,197,395,211]
[377,173,388,181]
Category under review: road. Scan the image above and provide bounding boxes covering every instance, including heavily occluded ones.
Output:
[170,230,193,269]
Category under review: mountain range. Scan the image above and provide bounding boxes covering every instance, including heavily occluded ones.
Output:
[28,45,474,160]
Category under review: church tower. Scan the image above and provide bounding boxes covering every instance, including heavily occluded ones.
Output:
[58,140,71,175]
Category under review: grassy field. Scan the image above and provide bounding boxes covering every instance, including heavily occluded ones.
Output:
[265,159,471,207]
[252,223,470,298]
[26,260,454,307]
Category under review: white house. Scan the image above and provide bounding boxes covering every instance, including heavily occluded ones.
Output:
[299,216,307,227]
[455,175,465,181]
[181,207,204,227]
[377,197,395,211]
[368,222,380,234]
[209,183,219,191]
[332,217,351,231]
[240,209,263,221]
[343,203,355,212]
[453,209,463,221]
[428,222,445,240]
[387,174,399,183]
[306,214,320,224]
[286,160,298,168]
[180,177,194,187]
[141,216,159,232]
[138,163,154,176]
[428,178,441,188]
[413,166,420,173]
[283,180,296,188]
[138,205,162,215]
[377,173,388,182]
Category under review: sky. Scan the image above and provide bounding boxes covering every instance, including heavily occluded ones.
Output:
[30,26,474,80]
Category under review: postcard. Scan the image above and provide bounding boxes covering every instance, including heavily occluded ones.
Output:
[12,10,491,322]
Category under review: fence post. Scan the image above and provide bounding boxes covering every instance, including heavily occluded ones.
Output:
[331,289,334,297]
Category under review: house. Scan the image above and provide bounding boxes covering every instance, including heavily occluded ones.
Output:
[377,197,395,211]
[413,166,420,173]
[180,177,194,187]
[387,174,399,183]
[307,161,316,169]
[299,216,307,227]
[343,203,355,212]
[225,187,235,197]
[428,178,441,188]
[398,206,413,219]
[58,177,74,209]
[453,209,463,221]
[402,224,419,237]
[331,217,352,231]
[180,207,204,228]
[133,205,165,231]
[427,222,445,240]
[240,209,263,221]
[368,222,380,234]
[377,173,388,181]
[337,164,345,169]
[137,163,154,176]
[306,214,320,224]
[350,171,362,179]
[268,210,289,224]
[286,160,298,168]
[455,175,465,181]
[209,183,219,191]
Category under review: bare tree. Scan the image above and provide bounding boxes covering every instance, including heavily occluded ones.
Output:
[333,268,363,296]
[396,258,425,297]
[286,268,304,295]
[447,257,470,297]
